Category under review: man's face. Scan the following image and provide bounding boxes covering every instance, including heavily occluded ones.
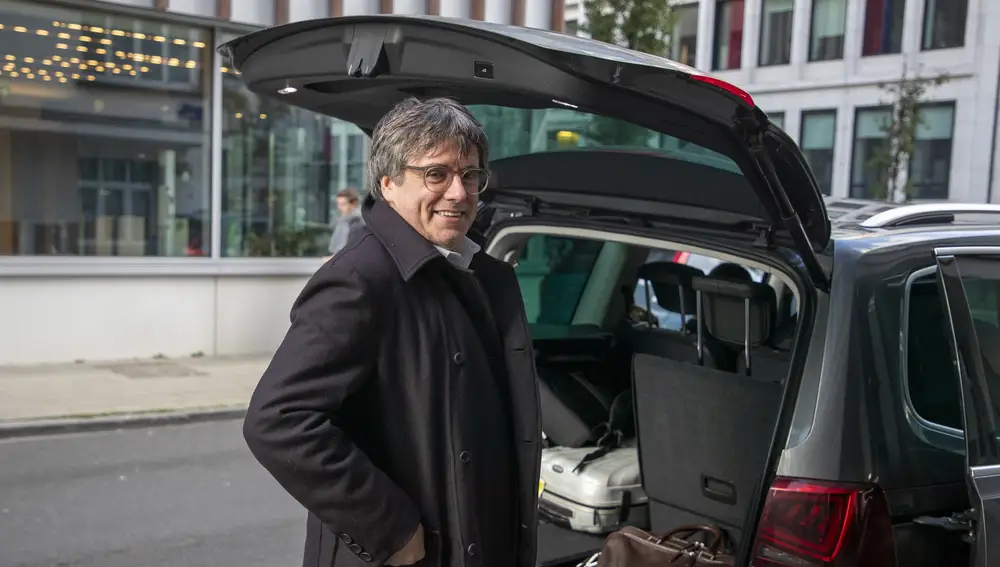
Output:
[336,196,355,216]
[382,143,479,249]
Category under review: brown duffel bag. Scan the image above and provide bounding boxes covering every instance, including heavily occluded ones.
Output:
[595,524,735,567]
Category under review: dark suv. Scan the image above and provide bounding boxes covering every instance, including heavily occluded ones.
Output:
[223,16,998,567]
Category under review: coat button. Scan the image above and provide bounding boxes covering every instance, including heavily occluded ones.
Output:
[359,552,373,562]
[453,351,465,365]
[467,543,479,556]
[349,544,362,554]
[460,451,471,463]
[340,534,352,544]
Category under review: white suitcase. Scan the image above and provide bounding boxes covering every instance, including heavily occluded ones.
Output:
[538,441,649,534]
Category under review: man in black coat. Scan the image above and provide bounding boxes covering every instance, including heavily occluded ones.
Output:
[243,97,542,567]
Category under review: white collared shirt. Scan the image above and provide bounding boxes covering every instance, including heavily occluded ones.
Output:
[434,236,481,270]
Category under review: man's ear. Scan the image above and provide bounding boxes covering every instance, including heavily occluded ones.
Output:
[380,176,394,202]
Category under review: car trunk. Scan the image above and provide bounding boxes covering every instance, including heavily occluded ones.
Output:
[221,15,831,566]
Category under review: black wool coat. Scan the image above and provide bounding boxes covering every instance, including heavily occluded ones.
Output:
[242,197,542,567]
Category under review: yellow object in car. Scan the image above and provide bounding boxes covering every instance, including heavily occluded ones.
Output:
[538,479,545,497]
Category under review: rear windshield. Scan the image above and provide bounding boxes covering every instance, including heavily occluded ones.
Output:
[466,105,742,175]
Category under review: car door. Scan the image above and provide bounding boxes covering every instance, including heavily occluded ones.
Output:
[934,247,1000,567]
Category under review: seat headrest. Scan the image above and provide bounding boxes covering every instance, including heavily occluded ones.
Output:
[691,275,777,346]
[636,262,701,314]
[708,262,753,281]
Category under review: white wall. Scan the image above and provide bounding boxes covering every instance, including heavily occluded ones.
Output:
[0,273,310,364]
[168,0,216,18]
[289,0,330,22]
[439,0,471,19]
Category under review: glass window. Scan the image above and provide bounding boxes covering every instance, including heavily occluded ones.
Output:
[670,3,699,67]
[768,112,785,129]
[809,0,847,61]
[220,33,369,257]
[515,235,605,325]
[907,275,963,431]
[758,0,793,67]
[850,107,890,199]
[466,106,743,174]
[922,0,968,50]
[909,103,954,199]
[950,259,1000,442]
[800,110,837,196]
[0,0,211,256]
[565,19,579,36]
[862,0,905,56]
[713,0,744,71]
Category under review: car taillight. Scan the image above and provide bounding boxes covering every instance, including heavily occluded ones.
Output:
[672,251,690,264]
[751,477,897,567]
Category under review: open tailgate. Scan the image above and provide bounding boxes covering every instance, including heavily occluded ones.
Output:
[220,15,831,288]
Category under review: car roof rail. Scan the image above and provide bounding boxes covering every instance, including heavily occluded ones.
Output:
[860,203,1000,228]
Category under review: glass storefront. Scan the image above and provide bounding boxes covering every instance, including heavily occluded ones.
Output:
[0,0,212,256]
[219,32,369,258]
[0,0,372,258]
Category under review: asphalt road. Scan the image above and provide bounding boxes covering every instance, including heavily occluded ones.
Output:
[0,419,601,567]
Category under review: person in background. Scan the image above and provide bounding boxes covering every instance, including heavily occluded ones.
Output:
[327,187,365,255]
[242,97,540,567]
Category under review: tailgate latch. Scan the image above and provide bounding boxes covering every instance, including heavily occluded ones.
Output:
[752,223,774,249]
[346,27,388,78]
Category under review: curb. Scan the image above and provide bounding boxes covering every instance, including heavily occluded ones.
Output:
[0,406,248,439]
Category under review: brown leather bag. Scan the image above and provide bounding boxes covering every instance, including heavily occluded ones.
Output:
[595,524,735,567]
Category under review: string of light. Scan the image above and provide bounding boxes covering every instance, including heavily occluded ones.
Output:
[0,18,245,83]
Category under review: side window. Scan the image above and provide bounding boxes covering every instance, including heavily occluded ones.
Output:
[947,258,1000,429]
[514,235,604,325]
[907,276,964,431]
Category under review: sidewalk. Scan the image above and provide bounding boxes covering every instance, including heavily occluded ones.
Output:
[0,354,270,432]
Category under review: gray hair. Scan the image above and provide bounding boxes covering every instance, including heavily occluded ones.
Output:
[367,97,489,200]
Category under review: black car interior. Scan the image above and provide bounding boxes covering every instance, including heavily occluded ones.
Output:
[525,236,798,559]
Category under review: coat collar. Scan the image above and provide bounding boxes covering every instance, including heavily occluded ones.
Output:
[362,195,488,281]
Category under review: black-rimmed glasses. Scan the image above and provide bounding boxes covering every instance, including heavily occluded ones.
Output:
[404,165,490,195]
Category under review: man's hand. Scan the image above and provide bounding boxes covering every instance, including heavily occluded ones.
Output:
[386,523,425,566]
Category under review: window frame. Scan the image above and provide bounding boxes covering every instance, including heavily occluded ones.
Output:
[807,0,847,62]
[669,2,700,67]
[799,108,837,196]
[712,0,745,71]
[920,0,969,51]
[902,265,967,454]
[848,104,892,199]
[908,100,957,200]
[862,0,906,56]
[757,0,794,67]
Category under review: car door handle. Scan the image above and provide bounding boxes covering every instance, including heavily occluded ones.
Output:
[913,509,976,543]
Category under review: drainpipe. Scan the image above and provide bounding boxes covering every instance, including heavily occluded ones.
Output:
[987,46,1000,203]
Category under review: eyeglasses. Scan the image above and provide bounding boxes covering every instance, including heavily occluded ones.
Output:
[404,164,490,195]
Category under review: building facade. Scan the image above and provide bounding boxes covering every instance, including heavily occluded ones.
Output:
[566,0,1000,204]
[0,0,564,364]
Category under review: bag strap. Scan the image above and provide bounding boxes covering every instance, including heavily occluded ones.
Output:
[657,524,727,557]
[571,425,623,473]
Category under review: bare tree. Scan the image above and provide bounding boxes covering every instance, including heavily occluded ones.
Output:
[866,64,949,203]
